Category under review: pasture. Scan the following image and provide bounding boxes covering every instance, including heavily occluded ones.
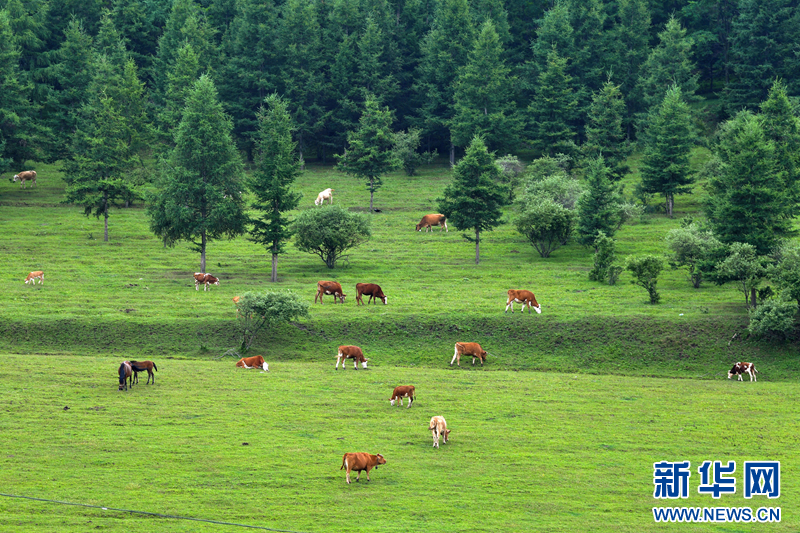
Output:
[1,355,798,532]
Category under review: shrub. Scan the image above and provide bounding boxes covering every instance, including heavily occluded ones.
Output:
[236,290,310,353]
[293,205,371,268]
[393,128,437,176]
[495,154,525,201]
[515,199,576,258]
[589,231,620,285]
[748,297,798,340]
[625,254,664,304]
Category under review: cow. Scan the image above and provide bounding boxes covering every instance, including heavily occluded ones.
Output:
[505,289,542,314]
[315,188,334,206]
[24,271,44,285]
[336,345,368,370]
[194,272,220,291]
[429,416,450,448]
[340,452,386,484]
[236,355,269,372]
[129,360,158,385]
[416,214,448,232]
[356,283,387,305]
[12,170,36,188]
[315,281,346,304]
[728,362,758,382]
[450,342,488,367]
[389,385,415,408]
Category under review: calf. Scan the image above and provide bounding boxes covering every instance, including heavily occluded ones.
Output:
[416,214,447,232]
[728,362,758,382]
[505,289,541,314]
[340,452,386,484]
[336,345,368,370]
[24,271,44,285]
[194,272,220,291]
[389,385,415,408]
[236,355,269,372]
[315,188,334,206]
[429,416,450,448]
[315,280,346,304]
[13,170,36,188]
[450,342,488,367]
[356,283,387,305]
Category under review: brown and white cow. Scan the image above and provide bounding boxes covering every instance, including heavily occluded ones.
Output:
[416,214,448,232]
[315,188,334,206]
[505,289,541,314]
[450,342,488,367]
[728,361,758,382]
[194,272,220,291]
[236,355,269,372]
[24,271,44,285]
[13,170,36,188]
[315,280,346,304]
[340,452,386,484]
[429,416,450,448]
[390,385,415,407]
[336,345,368,370]
[356,283,387,305]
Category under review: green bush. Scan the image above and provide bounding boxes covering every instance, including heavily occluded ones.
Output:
[625,254,664,304]
[748,297,798,339]
[293,205,371,268]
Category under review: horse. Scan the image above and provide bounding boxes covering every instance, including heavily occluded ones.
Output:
[130,360,158,385]
[118,361,133,391]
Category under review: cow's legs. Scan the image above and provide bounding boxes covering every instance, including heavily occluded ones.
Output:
[365,467,371,481]
[407,397,412,408]
[353,359,358,370]
[432,430,439,448]
[450,347,460,366]
[346,470,351,484]
[335,355,341,369]
[505,300,513,313]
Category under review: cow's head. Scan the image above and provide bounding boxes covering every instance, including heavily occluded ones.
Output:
[262,362,269,372]
[338,293,346,303]
[380,295,388,304]
[415,223,423,231]
[375,454,386,467]
[727,364,740,379]
[444,429,451,440]
[361,359,368,369]
[533,304,542,314]
[12,175,19,182]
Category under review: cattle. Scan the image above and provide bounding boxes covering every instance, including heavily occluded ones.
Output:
[429,416,450,448]
[450,342,488,367]
[340,452,386,484]
[728,362,758,382]
[24,271,44,285]
[505,289,542,314]
[416,214,448,232]
[315,280,346,304]
[194,272,220,291]
[336,345,368,370]
[315,188,334,206]
[13,170,36,188]
[236,355,269,372]
[389,385,415,408]
[356,283,387,305]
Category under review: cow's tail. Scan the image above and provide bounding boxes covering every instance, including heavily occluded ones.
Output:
[340,455,347,470]
[153,362,158,372]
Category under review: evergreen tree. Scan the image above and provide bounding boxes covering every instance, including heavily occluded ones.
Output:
[248,94,303,283]
[335,93,399,212]
[437,136,509,264]
[147,75,247,273]
[575,155,622,247]
[759,79,800,209]
[565,0,609,99]
[158,42,201,143]
[5,0,50,104]
[640,85,696,218]
[528,47,579,156]
[582,80,630,181]
[111,0,162,77]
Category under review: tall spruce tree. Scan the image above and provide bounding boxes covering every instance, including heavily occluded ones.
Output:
[528,47,579,156]
[759,79,800,210]
[576,155,622,247]
[147,75,247,272]
[582,80,630,181]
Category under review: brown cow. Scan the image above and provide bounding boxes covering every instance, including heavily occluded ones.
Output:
[13,170,36,188]
[336,345,368,370]
[429,416,450,448]
[505,289,541,314]
[728,362,758,382]
[24,271,44,285]
[450,342,488,367]
[340,452,386,484]
[315,280,346,304]
[356,283,387,305]
[236,355,269,372]
[416,214,448,232]
[389,385,415,407]
[194,272,220,291]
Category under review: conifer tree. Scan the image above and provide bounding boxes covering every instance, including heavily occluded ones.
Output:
[528,47,579,156]
[607,0,650,137]
[111,0,162,77]
[582,80,629,181]
[576,155,622,247]
[158,42,201,143]
[759,79,800,209]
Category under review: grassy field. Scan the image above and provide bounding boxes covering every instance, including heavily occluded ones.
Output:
[1,355,797,532]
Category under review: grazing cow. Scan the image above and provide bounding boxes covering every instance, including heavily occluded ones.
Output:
[194,272,220,291]
[336,345,368,370]
[118,361,133,391]
[315,188,334,206]
[356,283,387,305]
[340,453,386,484]
[130,360,158,385]
[236,355,269,372]
[728,362,758,382]
[505,289,542,314]
[450,342,488,367]
[315,281,346,304]
[24,271,44,285]
[13,170,36,188]
[429,416,450,448]
[416,214,448,232]
[389,385,415,408]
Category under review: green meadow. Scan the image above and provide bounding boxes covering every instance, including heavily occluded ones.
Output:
[1,158,799,530]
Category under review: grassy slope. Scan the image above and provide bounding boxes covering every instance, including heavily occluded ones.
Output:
[0,355,797,532]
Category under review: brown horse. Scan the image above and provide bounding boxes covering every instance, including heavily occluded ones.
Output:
[130,360,158,385]
[118,361,133,391]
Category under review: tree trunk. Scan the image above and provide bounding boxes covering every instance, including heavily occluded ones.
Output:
[450,142,455,167]
[103,193,109,242]
[667,193,674,218]
[369,177,374,211]
[298,133,305,170]
[200,230,207,273]
[271,251,278,282]
[475,228,480,264]
[750,287,757,309]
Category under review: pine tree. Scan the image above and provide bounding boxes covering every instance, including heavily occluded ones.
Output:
[759,79,800,209]
[528,47,579,156]
[158,42,201,143]
[576,155,622,247]
[437,136,509,264]
[248,94,302,282]
[147,75,247,273]
[582,80,630,181]
[111,0,162,77]
[640,85,696,217]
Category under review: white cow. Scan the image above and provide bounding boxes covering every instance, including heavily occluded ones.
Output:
[315,188,334,206]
